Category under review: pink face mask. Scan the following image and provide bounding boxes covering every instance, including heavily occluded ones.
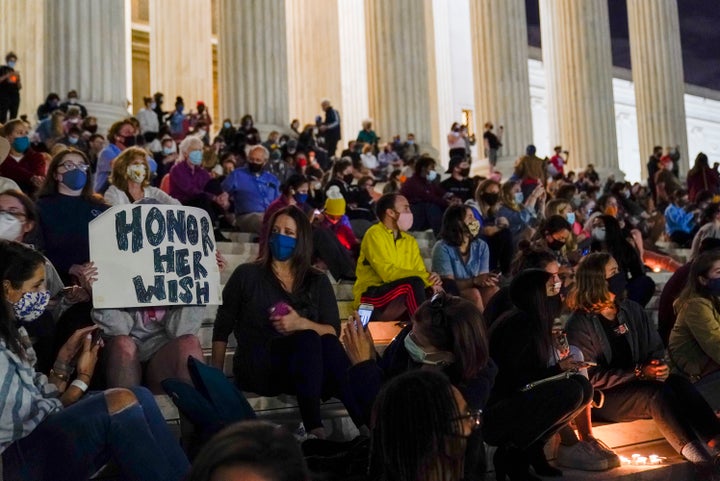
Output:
[397,212,414,232]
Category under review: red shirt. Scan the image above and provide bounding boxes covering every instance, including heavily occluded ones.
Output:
[0,149,46,194]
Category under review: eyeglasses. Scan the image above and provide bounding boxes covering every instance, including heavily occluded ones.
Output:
[59,162,89,172]
[454,409,483,430]
[0,210,26,220]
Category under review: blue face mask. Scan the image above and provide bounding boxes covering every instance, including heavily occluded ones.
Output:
[566,212,576,225]
[427,170,438,182]
[68,137,79,145]
[188,150,203,165]
[7,61,16,69]
[293,193,308,205]
[223,121,231,129]
[12,290,50,322]
[707,277,720,296]
[163,147,174,155]
[61,169,87,190]
[269,233,297,261]
[514,192,524,205]
[12,136,30,153]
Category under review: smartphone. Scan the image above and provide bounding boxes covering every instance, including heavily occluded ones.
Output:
[269,301,291,317]
[358,303,374,327]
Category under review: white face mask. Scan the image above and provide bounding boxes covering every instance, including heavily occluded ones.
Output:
[0,212,23,241]
[592,227,606,242]
[126,164,146,184]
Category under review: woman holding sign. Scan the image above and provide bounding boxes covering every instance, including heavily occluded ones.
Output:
[212,205,363,439]
[0,240,190,480]
[104,146,181,206]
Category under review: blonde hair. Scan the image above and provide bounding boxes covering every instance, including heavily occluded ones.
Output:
[110,147,150,191]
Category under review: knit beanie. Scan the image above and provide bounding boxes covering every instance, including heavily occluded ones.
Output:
[324,186,346,216]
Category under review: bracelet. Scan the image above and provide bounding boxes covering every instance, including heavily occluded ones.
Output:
[49,369,69,382]
[70,379,88,393]
[53,360,74,374]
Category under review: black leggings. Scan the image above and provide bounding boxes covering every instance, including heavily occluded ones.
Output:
[265,330,362,430]
[483,228,514,275]
[483,375,592,449]
[594,374,720,455]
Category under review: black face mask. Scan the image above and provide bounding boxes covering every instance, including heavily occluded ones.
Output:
[607,272,628,298]
[459,168,470,178]
[480,192,498,205]
[248,163,263,173]
[123,135,137,147]
[548,239,565,251]
[343,173,354,184]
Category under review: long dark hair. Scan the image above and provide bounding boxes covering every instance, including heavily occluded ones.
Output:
[439,205,471,247]
[37,148,106,204]
[187,421,310,481]
[508,269,557,363]
[0,241,45,357]
[257,206,316,293]
[591,215,642,275]
[413,294,490,381]
[510,242,557,276]
[675,250,720,315]
[371,370,465,481]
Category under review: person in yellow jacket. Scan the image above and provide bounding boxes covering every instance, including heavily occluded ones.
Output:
[353,193,443,322]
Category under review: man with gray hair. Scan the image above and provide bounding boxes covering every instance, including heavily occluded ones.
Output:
[221,144,280,233]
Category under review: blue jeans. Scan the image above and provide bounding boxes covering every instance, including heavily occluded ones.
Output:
[2,386,189,481]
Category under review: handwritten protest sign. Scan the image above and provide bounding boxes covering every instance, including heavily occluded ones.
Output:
[90,205,221,308]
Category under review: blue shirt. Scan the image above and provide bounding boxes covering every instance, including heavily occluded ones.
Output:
[221,167,280,215]
[95,143,121,192]
[431,238,490,280]
[664,203,695,235]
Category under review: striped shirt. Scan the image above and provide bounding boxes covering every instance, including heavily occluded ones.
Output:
[0,328,62,454]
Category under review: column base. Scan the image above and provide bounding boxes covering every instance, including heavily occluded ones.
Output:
[595,166,626,183]
[84,102,131,134]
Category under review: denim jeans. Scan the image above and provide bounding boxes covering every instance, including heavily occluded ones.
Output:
[2,386,189,481]
[594,374,720,454]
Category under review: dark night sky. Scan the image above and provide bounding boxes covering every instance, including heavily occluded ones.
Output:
[525,0,720,91]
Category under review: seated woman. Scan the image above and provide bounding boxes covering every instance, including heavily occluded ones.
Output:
[0,241,189,481]
[496,180,543,247]
[104,146,180,206]
[669,250,720,410]
[211,206,362,439]
[260,174,311,252]
[486,269,597,479]
[370,370,476,481]
[567,252,720,475]
[0,190,89,372]
[472,179,514,275]
[431,205,499,311]
[400,156,448,234]
[343,293,497,480]
[590,215,655,307]
[483,244,560,328]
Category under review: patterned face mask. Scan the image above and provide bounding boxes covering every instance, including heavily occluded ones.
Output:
[12,290,50,322]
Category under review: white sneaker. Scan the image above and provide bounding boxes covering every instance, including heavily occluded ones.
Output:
[556,441,610,471]
[587,438,621,468]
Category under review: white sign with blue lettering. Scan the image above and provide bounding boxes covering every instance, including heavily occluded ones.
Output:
[89,205,221,308]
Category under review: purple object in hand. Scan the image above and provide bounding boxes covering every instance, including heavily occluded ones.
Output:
[269,302,291,317]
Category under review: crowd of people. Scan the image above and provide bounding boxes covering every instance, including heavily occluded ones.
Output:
[4,46,720,479]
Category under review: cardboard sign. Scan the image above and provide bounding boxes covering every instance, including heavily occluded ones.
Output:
[90,205,221,308]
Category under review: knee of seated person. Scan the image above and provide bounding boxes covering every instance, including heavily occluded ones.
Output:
[104,387,139,414]
[292,329,322,346]
[405,276,426,290]
[107,335,138,359]
[175,334,202,354]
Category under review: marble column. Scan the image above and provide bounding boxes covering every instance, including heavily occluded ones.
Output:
[365,0,439,156]
[539,0,619,176]
[469,0,533,174]
[0,0,45,121]
[627,0,689,178]
[217,0,289,132]
[44,0,130,130]
[286,0,343,139]
[150,0,213,118]
[338,0,370,150]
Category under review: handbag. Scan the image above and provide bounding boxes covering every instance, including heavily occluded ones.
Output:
[161,356,256,440]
